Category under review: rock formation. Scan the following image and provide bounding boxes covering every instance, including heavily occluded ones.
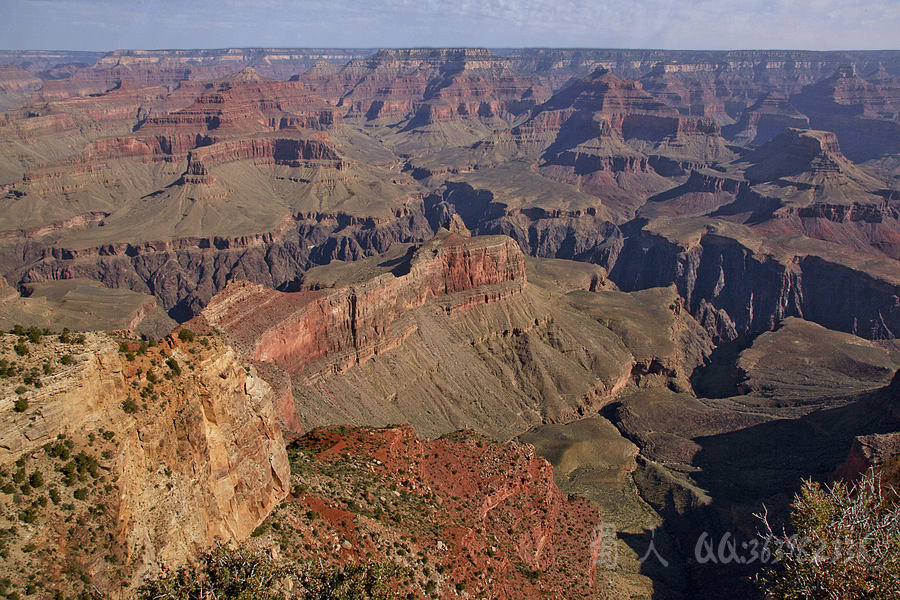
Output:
[0,332,289,597]
[198,232,526,373]
[2,45,900,600]
[250,425,604,599]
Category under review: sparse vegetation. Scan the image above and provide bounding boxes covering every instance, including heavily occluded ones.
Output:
[138,544,399,599]
[757,469,900,600]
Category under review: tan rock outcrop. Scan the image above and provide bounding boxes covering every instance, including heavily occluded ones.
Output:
[0,333,289,595]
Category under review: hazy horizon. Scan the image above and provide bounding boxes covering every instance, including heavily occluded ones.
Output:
[1,0,897,52]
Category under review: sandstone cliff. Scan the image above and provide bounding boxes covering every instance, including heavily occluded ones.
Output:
[0,332,289,597]
[194,233,713,441]
[198,232,526,375]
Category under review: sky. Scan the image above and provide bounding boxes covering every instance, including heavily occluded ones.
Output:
[0,0,897,51]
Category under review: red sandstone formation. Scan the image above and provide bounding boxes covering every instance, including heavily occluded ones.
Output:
[532,67,681,133]
[300,48,549,124]
[197,232,526,376]
[0,66,42,103]
[1,68,345,201]
[16,48,373,102]
[141,68,339,133]
[514,67,734,175]
[637,62,733,123]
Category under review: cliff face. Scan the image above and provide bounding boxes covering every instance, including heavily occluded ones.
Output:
[724,91,810,145]
[502,67,736,205]
[0,332,289,597]
[198,232,527,376]
[13,207,435,321]
[194,233,715,442]
[0,66,42,110]
[140,69,339,133]
[14,48,375,101]
[0,49,897,352]
[300,48,546,125]
[608,231,899,341]
[422,178,898,343]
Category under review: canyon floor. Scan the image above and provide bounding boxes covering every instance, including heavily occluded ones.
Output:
[0,47,898,599]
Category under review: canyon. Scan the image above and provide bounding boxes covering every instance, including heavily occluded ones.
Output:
[0,46,898,599]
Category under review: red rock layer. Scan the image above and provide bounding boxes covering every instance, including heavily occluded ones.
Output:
[180,136,344,184]
[300,48,548,122]
[5,71,343,192]
[534,67,679,131]
[0,65,42,97]
[196,233,526,376]
[142,68,338,133]
[517,67,728,166]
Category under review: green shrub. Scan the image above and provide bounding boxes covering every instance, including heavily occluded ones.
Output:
[757,469,900,599]
[73,488,87,501]
[178,329,195,343]
[29,471,44,488]
[121,398,139,414]
[166,357,181,377]
[13,398,28,412]
[60,354,74,366]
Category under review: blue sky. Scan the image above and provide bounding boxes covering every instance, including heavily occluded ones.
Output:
[0,0,897,51]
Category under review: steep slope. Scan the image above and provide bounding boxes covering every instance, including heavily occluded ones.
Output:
[723,91,810,145]
[0,66,42,110]
[603,324,900,598]
[18,48,376,101]
[0,331,289,598]
[792,65,900,165]
[249,425,605,599]
[194,232,715,440]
